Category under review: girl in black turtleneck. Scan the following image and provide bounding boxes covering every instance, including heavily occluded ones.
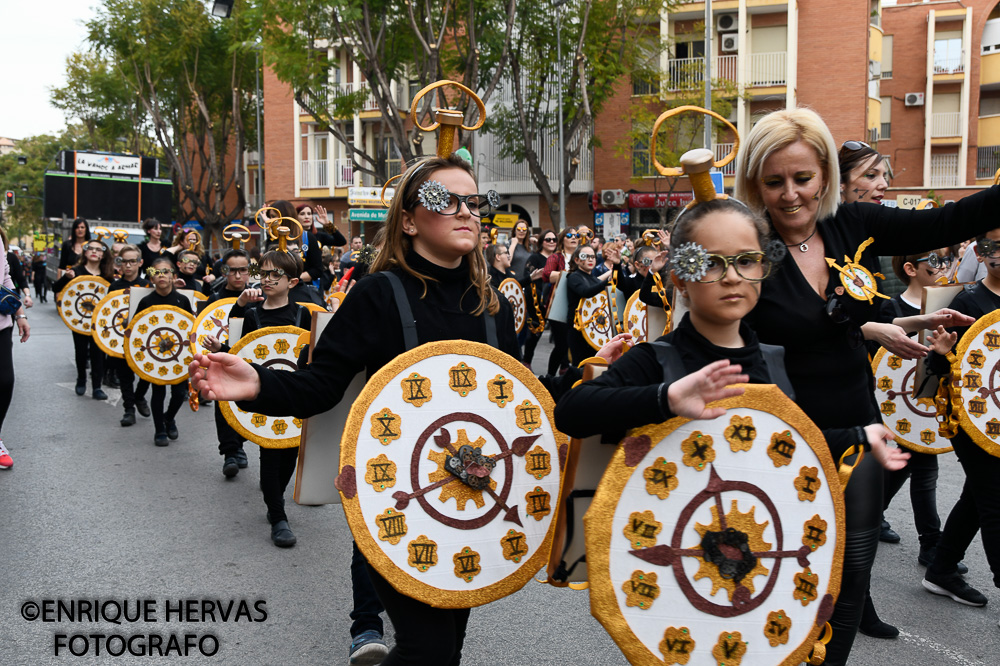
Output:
[565,244,619,368]
[190,154,517,666]
[555,199,908,472]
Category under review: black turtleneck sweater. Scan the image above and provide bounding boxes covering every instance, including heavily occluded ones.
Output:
[555,313,772,439]
[237,252,519,419]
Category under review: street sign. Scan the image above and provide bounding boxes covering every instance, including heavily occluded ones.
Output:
[349,208,388,222]
[491,213,519,227]
[897,194,923,209]
[348,186,394,206]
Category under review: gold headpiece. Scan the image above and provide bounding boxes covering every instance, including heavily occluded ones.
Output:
[112,229,129,243]
[380,80,487,208]
[93,227,112,243]
[223,223,251,250]
[650,105,740,208]
[255,206,302,254]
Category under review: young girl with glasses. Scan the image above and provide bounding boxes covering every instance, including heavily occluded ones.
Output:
[565,244,619,367]
[134,257,193,446]
[54,238,114,399]
[190,154,519,665]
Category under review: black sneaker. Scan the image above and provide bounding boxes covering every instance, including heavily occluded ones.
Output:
[917,546,969,575]
[92,388,108,401]
[166,420,179,440]
[859,618,899,639]
[879,520,901,544]
[223,456,239,478]
[120,409,136,427]
[349,630,388,665]
[234,448,248,469]
[75,382,86,396]
[923,571,988,606]
[154,432,169,447]
[270,520,297,548]
[135,398,151,417]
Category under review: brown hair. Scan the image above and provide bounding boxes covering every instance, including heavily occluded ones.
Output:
[369,155,498,316]
[260,249,303,278]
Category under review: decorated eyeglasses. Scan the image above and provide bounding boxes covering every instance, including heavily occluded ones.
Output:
[146,268,175,277]
[916,254,953,271]
[417,180,499,218]
[85,245,106,253]
[178,257,200,265]
[697,253,772,283]
[259,268,288,282]
[222,266,251,275]
[114,257,139,266]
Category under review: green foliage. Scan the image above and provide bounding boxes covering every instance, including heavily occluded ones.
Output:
[83,0,259,232]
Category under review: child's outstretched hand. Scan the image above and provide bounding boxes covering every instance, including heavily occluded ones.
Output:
[237,287,264,307]
[650,249,670,274]
[595,332,633,364]
[666,360,748,420]
[201,334,222,353]
[189,352,261,401]
[927,324,957,355]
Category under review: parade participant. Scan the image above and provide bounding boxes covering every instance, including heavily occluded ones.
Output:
[175,249,206,293]
[54,239,113,399]
[0,227,30,470]
[6,246,31,309]
[296,202,347,285]
[921,228,1000,609]
[566,244,618,366]
[31,252,48,303]
[485,243,514,288]
[508,219,532,281]
[165,229,205,278]
[225,249,311,547]
[135,257,192,446]
[200,248,252,476]
[190,153,518,666]
[543,227,580,375]
[58,218,90,279]
[733,107,1000,665]
[108,245,151,427]
[138,218,166,269]
[617,242,657,298]
[522,230,555,369]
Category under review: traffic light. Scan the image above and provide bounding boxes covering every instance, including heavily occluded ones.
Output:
[4,191,13,207]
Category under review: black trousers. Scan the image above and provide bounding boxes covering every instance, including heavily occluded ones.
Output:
[883,448,941,546]
[33,276,47,301]
[72,331,104,389]
[366,562,469,665]
[0,327,13,434]
[568,327,594,369]
[546,321,570,375]
[150,381,187,433]
[214,401,245,456]
[931,430,1000,588]
[260,446,297,524]
[350,542,385,638]
[824,448,883,666]
[111,358,149,410]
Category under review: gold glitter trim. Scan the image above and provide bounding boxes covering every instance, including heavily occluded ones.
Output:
[584,384,846,666]
[189,297,238,355]
[340,340,567,609]
[218,326,307,448]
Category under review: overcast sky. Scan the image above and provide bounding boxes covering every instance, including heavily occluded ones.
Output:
[0,2,98,140]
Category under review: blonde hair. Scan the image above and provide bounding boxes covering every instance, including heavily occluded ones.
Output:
[734,108,840,224]
[369,155,499,316]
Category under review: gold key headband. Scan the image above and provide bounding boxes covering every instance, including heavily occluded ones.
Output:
[254,206,303,254]
[112,229,129,244]
[184,229,203,254]
[222,223,251,250]
[650,105,740,208]
[93,227,112,243]
[380,80,487,207]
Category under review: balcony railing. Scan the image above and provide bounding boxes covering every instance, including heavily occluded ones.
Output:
[300,159,329,189]
[931,112,961,138]
[714,143,736,176]
[934,56,965,75]
[977,145,1000,179]
[666,55,738,91]
[749,52,787,87]
[930,153,959,187]
[334,158,354,188]
[880,122,891,140]
[299,82,406,116]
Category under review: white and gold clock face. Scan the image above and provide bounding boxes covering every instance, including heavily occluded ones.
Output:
[190,297,238,354]
[871,347,952,454]
[838,264,878,302]
[220,325,309,449]
[955,309,1000,458]
[498,277,526,334]
[92,289,129,358]
[58,276,109,335]
[579,290,616,351]
[624,291,648,345]
[124,305,195,385]
[338,340,567,608]
[585,385,844,666]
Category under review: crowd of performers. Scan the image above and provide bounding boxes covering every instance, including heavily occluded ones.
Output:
[29,107,1000,665]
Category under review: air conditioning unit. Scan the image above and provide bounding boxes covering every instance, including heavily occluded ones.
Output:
[905,92,925,107]
[717,14,737,33]
[601,189,627,207]
[721,34,739,53]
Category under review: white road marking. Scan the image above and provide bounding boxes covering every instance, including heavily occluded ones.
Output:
[56,382,123,408]
[898,631,984,665]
